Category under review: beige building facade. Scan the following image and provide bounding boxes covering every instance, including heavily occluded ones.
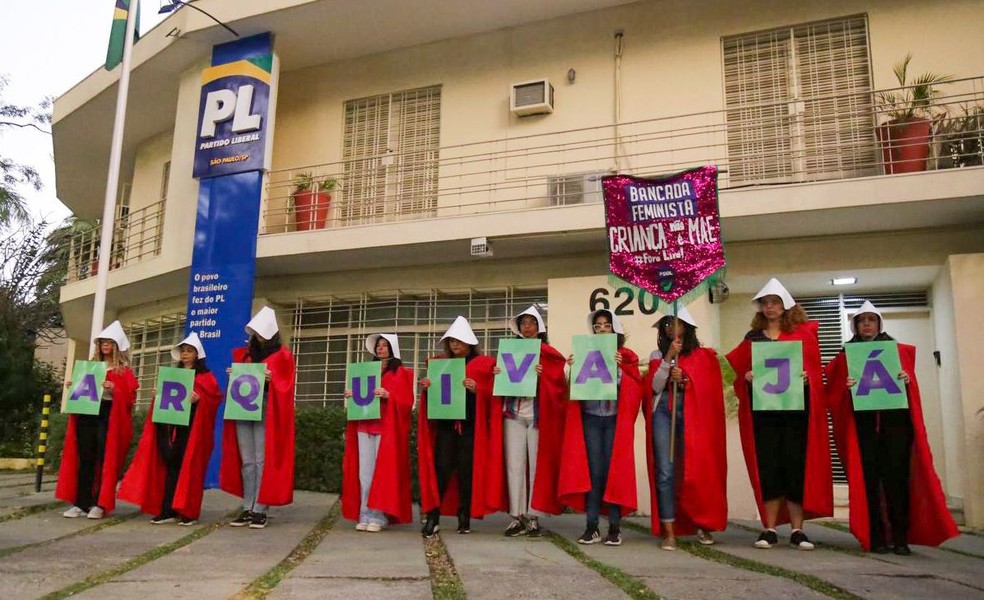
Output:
[53,0,984,525]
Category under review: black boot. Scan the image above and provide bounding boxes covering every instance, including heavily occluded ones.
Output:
[421,510,440,539]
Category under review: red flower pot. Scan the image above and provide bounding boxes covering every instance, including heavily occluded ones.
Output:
[292,191,331,230]
[877,118,932,174]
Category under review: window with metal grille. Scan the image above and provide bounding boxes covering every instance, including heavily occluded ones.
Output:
[291,287,547,406]
[798,291,928,484]
[723,15,876,185]
[341,85,441,225]
[126,313,186,407]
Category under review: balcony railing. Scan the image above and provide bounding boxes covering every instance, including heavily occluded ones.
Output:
[67,199,166,283]
[262,76,983,235]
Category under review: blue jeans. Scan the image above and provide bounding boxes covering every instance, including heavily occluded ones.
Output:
[652,392,684,522]
[582,412,620,528]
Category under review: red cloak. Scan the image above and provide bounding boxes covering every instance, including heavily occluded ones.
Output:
[528,343,570,515]
[341,365,415,524]
[643,347,728,535]
[557,347,642,515]
[417,354,506,517]
[725,321,833,525]
[219,345,296,507]
[118,371,222,519]
[825,344,958,549]
[55,367,138,515]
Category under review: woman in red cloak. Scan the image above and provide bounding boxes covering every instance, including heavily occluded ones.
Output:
[496,305,568,538]
[118,333,221,525]
[825,301,957,555]
[418,316,502,538]
[726,278,832,550]
[558,309,642,547]
[220,306,296,529]
[341,333,415,532]
[644,306,727,550]
[58,321,138,520]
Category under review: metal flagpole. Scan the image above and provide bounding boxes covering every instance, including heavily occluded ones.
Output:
[89,1,139,349]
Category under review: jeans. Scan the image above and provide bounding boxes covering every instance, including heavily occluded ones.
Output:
[504,415,541,517]
[236,419,268,513]
[358,431,388,526]
[582,412,620,528]
[652,391,684,522]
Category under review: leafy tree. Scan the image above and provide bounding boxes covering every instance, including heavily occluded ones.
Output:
[0,74,51,227]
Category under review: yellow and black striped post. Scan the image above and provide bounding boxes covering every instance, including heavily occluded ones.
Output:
[35,394,52,493]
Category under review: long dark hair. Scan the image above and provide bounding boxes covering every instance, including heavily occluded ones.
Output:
[175,357,210,374]
[656,316,701,357]
[372,338,404,374]
[442,338,481,359]
[249,332,282,362]
[592,310,625,349]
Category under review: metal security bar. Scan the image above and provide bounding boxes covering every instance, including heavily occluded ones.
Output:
[262,76,984,235]
[66,199,166,283]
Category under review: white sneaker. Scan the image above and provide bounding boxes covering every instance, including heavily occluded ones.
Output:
[62,506,85,518]
[696,529,715,546]
[355,522,368,531]
[86,506,105,519]
[366,523,383,533]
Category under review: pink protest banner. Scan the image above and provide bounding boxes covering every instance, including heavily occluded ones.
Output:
[603,167,725,304]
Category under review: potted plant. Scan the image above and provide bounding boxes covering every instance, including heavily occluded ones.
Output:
[936,103,984,169]
[875,54,953,174]
[291,173,337,231]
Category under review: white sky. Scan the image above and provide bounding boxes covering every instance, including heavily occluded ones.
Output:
[0,1,167,224]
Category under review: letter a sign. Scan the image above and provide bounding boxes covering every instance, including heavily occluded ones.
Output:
[845,341,908,411]
[752,341,804,411]
[223,363,267,421]
[65,360,108,416]
[570,334,618,401]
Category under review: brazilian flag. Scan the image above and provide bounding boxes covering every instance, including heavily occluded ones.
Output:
[105,0,140,71]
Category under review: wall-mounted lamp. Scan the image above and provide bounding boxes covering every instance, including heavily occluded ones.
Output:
[830,277,857,286]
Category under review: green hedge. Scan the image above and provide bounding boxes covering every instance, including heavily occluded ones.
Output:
[42,406,417,499]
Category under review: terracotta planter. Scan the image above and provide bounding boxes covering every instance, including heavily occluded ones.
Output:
[877,118,932,174]
[292,190,331,230]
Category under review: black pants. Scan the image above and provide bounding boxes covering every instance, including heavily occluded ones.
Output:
[855,409,913,547]
[752,393,810,503]
[75,400,113,511]
[156,405,196,518]
[431,422,474,519]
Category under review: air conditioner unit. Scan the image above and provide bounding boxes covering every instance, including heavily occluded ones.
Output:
[511,79,554,117]
[548,172,604,206]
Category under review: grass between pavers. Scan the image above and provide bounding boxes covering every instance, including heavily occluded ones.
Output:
[0,500,65,524]
[543,530,662,600]
[232,500,341,600]
[0,511,138,559]
[424,532,467,600]
[37,509,240,600]
[621,521,862,600]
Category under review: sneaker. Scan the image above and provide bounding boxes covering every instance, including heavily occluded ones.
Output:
[660,537,677,551]
[504,518,527,537]
[790,529,815,550]
[86,506,105,520]
[893,544,912,556]
[178,517,197,527]
[754,529,778,549]
[249,512,268,529]
[457,514,471,534]
[230,510,252,527]
[366,523,383,533]
[151,515,176,525]
[696,529,715,546]
[62,506,86,518]
[421,515,440,539]
[526,517,541,538]
[604,525,622,546]
[577,527,601,545]
[355,522,369,531]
